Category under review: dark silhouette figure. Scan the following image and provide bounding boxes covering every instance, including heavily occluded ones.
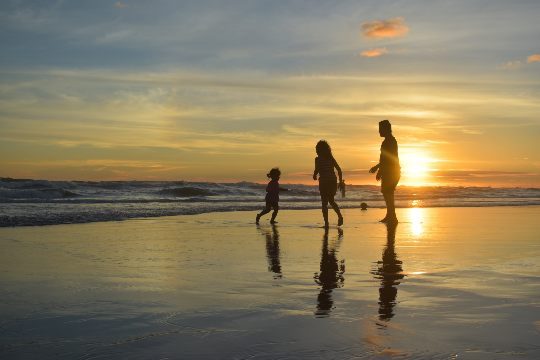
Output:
[256,167,288,224]
[313,140,344,227]
[259,224,282,279]
[371,222,404,321]
[314,227,345,317]
[369,120,401,223]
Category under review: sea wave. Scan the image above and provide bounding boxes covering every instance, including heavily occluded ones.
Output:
[1,178,539,227]
[158,187,217,197]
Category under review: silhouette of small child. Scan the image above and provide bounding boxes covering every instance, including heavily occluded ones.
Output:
[360,202,368,210]
[256,168,288,224]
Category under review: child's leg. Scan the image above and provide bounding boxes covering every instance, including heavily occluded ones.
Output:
[270,203,279,223]
[256,203,272,223]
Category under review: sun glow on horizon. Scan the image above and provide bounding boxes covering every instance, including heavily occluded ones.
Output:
[400,149,439,186]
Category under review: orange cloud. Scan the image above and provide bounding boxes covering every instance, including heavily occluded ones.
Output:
[360,47,388,58]
[527,54,540,63]
[361,17,409,39]
[115,1,128,8]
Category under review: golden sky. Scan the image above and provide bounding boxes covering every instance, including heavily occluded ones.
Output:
[1,1,539,186]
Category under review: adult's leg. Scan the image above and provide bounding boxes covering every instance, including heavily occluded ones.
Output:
[382,190,397,223]
[387,189,397,222]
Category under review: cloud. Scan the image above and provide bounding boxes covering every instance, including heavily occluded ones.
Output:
[95,29,133,44]
[499,60,522,70]
[500,53,540,70]
[360,47,388,58]
[114,1,128,9]
[361,17,409,39]
[433,170,538,178]
[527,54,540,63]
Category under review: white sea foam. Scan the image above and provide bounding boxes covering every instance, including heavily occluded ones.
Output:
[1,178,539,226]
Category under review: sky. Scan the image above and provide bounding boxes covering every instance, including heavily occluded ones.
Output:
[1,0,539,186]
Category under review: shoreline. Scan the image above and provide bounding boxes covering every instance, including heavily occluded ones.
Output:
[2,203,540,228]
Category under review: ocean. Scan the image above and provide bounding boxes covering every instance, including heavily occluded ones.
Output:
[1,178,539,227]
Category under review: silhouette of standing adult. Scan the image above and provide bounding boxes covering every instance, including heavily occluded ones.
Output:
[370,222,403,321]
[314,227,345,317]
[313,140,344,228]
[369,120,401,223]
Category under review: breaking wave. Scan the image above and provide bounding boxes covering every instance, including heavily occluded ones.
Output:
[1,178,539,227]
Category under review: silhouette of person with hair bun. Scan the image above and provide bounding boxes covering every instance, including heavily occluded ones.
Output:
[313,140,344,228]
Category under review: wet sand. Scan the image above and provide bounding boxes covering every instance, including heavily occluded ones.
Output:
[1,206,539,359]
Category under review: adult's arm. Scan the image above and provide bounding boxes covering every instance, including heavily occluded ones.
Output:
[313,157,319,180]
[369,163,380,173]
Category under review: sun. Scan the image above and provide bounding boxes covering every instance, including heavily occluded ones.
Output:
[399,149,437,186]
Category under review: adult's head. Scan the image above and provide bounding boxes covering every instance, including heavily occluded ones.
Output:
[316,140,332,158]
[379,119,392,137]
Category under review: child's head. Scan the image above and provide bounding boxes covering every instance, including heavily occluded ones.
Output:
[267,167,281,180]
[379,119,392,137]
[316,140,332,158]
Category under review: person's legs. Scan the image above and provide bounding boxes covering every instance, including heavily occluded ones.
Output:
[256,203,272,224]
[386,190,397,222]
[321,195,329,227]
[319,181,330,227]
[381,191,390,222]
[270,203,279,223]
[382,190,397,223]
[328,196,343,226]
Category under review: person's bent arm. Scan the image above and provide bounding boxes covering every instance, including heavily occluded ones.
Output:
[369,163,380,173]
[333,158,343,183]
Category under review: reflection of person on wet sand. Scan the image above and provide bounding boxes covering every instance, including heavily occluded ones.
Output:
[259,224,282,279]
[369,120,401,224]
[371,222,404,321]
[314,227,345,317]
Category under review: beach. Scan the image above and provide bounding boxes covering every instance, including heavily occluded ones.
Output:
[1,206,539,359]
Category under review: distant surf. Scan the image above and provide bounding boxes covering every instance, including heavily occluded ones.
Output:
[1,178,539,227]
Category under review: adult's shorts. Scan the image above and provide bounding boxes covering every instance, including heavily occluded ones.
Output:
[381,173,400,194]
[319,177,337,199]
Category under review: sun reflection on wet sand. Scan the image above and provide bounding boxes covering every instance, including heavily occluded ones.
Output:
[409,202,425,237]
